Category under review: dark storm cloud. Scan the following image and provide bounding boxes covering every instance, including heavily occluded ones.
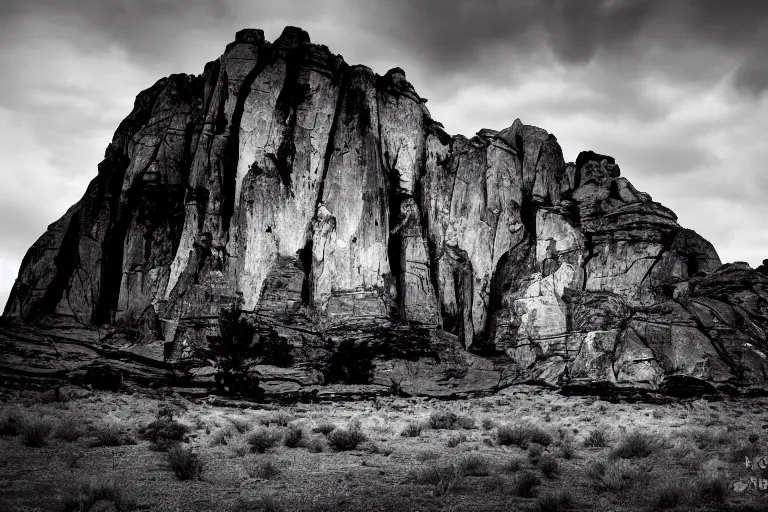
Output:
[371,0,768,93]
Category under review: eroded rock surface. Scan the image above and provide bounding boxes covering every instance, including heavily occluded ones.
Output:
[4,27,768,397]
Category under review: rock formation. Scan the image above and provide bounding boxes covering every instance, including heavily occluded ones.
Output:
[4,27,768,397]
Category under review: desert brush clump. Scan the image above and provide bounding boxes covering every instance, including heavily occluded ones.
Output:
[697,473,729,503]
[497,423,552,448]
[327,425,366,451]
[583,426,610,448]
[245,456,282,480]
[282,425,303,448]
[609,430,656,459]
[455,453,491,476]
[428,411,458,430]
[407,463,463,496]
[247,427,283,454]
[18,413,54,447]
[166,444,205,481]
[0,406,23,436]
[311,422,337,436]
[515,470,542,498]
[260,412,293,427]
[591,459,639,493]
[54,416,83,442]
[653,480,688,510]
[447,433,467,448]
[60,478,138,512]
[538,454,559,478]
[139,412,190,451]
[534,490,574,512]
[92,422,131,447]
[400,422,423,437]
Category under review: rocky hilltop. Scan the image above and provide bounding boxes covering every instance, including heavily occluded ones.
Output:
[4,27,768,398]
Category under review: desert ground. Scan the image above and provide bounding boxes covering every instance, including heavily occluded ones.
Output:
[1,385,768,512]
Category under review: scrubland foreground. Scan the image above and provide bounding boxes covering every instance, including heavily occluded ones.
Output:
[1,386,767,512]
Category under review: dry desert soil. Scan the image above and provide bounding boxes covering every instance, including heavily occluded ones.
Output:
[1,386,768,511]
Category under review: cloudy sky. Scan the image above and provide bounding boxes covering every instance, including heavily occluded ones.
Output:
[1,0,768,309]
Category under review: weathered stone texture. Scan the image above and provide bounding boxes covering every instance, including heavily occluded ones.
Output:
[5,26,768,394]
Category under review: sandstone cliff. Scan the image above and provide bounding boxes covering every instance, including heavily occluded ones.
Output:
[4,27,768,396]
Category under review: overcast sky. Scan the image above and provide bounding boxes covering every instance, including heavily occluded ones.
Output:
[2,0,768,309]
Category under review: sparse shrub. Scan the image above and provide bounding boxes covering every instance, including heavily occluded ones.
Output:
[92,422,125,447]
[60,478,137,512]
[429,411,458,430]
[401,422,423,438]
[535,490,574,512]
[455,416,476,430]
[417,449,440,461]
[698,473,729,503]
[730,441,761,463]
[456,453,490,476]
[515,470,541,498]
[19,414,54,447]
[538,455,559,478]
[245,457,281,480]
[654,481,687,510]
[140,417,190,451]
[302,436,325,453]
[229,417,252,434]
[209,426,235,446]
[528,443,544,460]
[247,427,282,454]
[0,407,23,436]
[583,426,609,448]
[327,426,366,451]
[598,460,637,493]
[230,436,250,457]
[652,409,664,419]
[447,433,467,448]
[503,456,525,474]
[749,432,760,443]
[587,460,607,482]
[497,423,552,448]
[54,416,83,442]
[558,443,575,460]
[610,431,655,459]
[312,422,337,436]
[283,426,303,448]
[481,418,495,431]
[408,463,462,496]
[261,412,292,427]
[166,444,204,480]
[324,338,375,384]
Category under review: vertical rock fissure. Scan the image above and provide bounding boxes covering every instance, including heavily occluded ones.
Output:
[221,46,270,237]
[303,64,348,305]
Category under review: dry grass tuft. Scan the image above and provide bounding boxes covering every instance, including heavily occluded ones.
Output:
[327,426,366,451]
[247,427,283,454]
[609,431,656,459]
[166,444,205,481]
[19,414,54,447]
[400,422,423,438]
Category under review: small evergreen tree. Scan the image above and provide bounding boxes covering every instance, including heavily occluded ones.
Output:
[206,302,260,396]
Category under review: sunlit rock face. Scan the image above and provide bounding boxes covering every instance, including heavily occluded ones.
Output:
[5,27,768,393]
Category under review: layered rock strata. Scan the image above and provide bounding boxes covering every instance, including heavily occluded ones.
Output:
[4,27,768,394]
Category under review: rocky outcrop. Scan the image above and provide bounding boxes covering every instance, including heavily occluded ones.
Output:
[4,27,768,396]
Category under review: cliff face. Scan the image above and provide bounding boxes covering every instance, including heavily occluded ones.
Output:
[5,27,768,394]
